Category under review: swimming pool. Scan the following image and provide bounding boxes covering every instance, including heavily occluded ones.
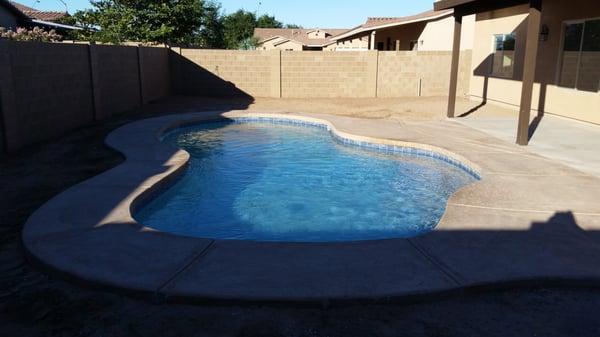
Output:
[135,119,478,242]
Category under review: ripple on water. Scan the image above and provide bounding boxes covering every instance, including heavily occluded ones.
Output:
[136,121,477,242]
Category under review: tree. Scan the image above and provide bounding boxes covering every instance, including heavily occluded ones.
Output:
[256,14,282,28]
[237,36,259,50]
[222,9,256,49]
[62,0,293,49]
[68,0,205,45]
[284,24,303,29]
[196,0,224,48]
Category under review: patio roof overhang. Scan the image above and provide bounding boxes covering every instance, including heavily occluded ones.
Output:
[438,0,543,146]
[434,0,530,15]
[331,10,453,42]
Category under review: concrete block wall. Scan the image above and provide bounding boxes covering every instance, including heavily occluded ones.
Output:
[174,49,471,99]
[0,40,94,150]
[0,40,170,153]
[90,44,142,120]
[377,50,472,97]
[0,44,470,154]
[175,49,280,97]
[139,46,171,104]
[281,51,378,98]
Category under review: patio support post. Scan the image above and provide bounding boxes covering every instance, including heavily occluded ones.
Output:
[370,31,377,50]
[447,10,463,118]
[516,0,542,145]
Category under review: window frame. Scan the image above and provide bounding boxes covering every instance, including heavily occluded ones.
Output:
[556,17,600,93]
[490,33,517,78]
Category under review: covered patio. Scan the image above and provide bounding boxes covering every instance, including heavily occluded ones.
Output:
[436,0,600,145]
[458,110,600,177]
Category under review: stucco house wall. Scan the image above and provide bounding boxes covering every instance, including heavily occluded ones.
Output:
[468,0,600,124]
[417,14,475,51]
[327,35,370,51]
[374,21,428,50]
[334,14,475,52]
[260,37,304,51]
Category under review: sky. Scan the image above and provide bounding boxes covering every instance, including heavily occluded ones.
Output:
[28,0,435,28]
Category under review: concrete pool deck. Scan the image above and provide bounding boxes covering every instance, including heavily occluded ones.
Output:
[457,113,600,177]
[22,110,600,302]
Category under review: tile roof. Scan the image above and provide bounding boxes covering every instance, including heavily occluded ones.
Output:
[10,1,67,22]
[254,28,349,47]
[363,9,453,28]
[331,9,453,40]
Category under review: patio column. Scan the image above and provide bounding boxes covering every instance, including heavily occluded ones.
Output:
[446,11,463,118]
[516,0,542,145]
[370,31,377,50]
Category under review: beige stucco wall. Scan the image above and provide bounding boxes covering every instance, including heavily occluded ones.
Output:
[334,14,475,52]
[374,22,428,50]
[328,35,370,51]
[307,30,328,39]
[417,14,475,51]
[260,38,303,51]
[469,0,600,124]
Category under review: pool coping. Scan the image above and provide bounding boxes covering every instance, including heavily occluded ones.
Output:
[22,111,600,303]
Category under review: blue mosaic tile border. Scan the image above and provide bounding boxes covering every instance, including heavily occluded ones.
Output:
[232,117,481,180]
[165,116,481,180]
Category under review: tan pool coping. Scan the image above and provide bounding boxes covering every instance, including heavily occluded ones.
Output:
[22,111,600,302]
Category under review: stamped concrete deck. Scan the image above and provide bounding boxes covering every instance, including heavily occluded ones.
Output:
[22,111,600,302]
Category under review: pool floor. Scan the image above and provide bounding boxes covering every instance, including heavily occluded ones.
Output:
[136,121,477,242]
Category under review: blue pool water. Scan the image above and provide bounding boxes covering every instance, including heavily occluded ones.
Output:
[135,120,478,242]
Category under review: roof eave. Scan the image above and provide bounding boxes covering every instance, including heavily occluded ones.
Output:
[331,27,367,41]
[434,0,477,11]
[332,10,453,41]
[434,0,531,15]
[30,19,83,30]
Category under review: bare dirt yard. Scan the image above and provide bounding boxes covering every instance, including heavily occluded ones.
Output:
[1,97,599,337]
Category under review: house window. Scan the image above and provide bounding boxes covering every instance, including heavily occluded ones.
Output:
[559,18,600,92]
[491,34,516,78]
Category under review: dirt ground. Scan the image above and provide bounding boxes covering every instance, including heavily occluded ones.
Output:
[1,97,599,337]
[155,96,517,120]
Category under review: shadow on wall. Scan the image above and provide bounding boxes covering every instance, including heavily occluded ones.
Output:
[460,16,549,141]
[0,95,5,155]
[374,21,427,51]
[169,50,255,107]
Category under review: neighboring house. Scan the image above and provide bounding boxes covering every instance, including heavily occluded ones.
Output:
[255,28,348,51]
[436,0,600,145]
[0,0,78,32]
[331,9,475,51]
[10,1,66,22]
